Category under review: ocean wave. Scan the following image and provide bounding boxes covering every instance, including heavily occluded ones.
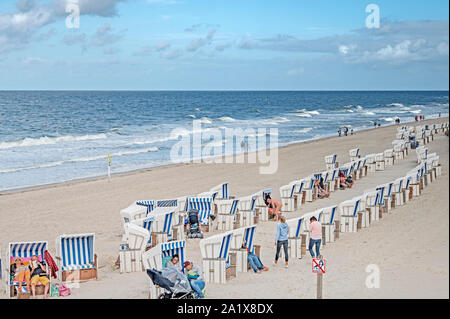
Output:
[296,109,320,115]
[199,117,212,124]
[0,134,107,150]
[363,111,376,116]
[291,127,313,134]
[187,114,196,119]
[0,147,159,174]
[291,113,312,118]
[387,103,404,107]
[381,117,395,122]
[218,116,236,122]
[409,110,422,114]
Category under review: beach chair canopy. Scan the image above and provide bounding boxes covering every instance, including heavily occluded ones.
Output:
[156,199,178,208]
[187,197,213,225]
[238,195,257,212]
[120,203,147,224]
[230,225,257,253]
[136,200,156,215]
[210,183,229,200]
[57,234,95,271]
[142,240,186,271]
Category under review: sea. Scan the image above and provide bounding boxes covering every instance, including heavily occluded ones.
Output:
[0,91,448,192]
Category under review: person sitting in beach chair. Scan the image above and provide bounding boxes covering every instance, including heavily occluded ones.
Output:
[10,257,31,294]
[264,194,282,221]
[339,172,347,189]
[314,177,330,198]
[165,254,180,269]
[185,209,204,239]
[245,246,269,274]
[183,261,205,299]
[30,255,50,299]
[345,175,354,188]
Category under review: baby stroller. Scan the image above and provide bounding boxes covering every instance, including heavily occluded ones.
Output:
[186,209,204,239]
[147,267,195,299]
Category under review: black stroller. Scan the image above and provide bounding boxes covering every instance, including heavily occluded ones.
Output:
[187,209,204,239]
[147,268,195,299]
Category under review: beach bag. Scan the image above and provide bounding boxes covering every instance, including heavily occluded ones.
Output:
[59,284,71,297]
[50,283,60,297]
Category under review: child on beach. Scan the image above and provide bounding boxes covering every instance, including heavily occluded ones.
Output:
[274,217,289,268]
[183,261,205,299]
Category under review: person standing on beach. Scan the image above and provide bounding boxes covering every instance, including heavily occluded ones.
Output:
[241,140,245,152]
[308,217,322,258]
[274,216,289,268]
[374,121,377,128]
[338,128,342,137]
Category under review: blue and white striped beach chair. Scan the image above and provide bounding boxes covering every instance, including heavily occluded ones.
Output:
[303,177,316,202]
[349,148,360,161]
[136,200,156,216]
[119,223,150,273]
[120,202,147,224]
[5,241,49,297]
[56,233,97,282]
[132,210,175,247]
[285,216,306,259]
[200,232,233,284]
[339,198,360,233]
[216,199,239,231]
[392,178,404,206]
[142,240,186,299]
[280,182,297,212]
[292,179,306,205]
[253,188,272,221]
[187,197,214,231]
[325,154,338,170]
[364,190,380,223]
[210,183,231,200]
[317,205,338,243]
[229,225,257,273]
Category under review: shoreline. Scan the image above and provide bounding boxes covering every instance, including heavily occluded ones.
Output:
[1,116,446,196]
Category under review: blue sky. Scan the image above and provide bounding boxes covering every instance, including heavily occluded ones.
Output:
[0,0,448,90]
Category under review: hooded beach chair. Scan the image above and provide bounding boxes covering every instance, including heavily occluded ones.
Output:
[237,195,257,226]
[392,178,404,207]
[338,198,360,233]
[349,148,360,162]
[216,199,239,231]
[364,190,380,223]
[285,217,305,259]
[317,205,338,243]
[119,223,151,273]
[210,183,231,200]
[142,240,186,299]
[229,225,257,273]
[365,154,377,173]
[55,233,97,282]
[291,179,306,205]
[136,200,156,216]
[132,210,175,247]
[5,241,49,298]
[186,197,214,232]
[377,182,394,212]
[324,154,338,170]
[375,153,385,171]
[303,176,316,202]
[200,232,233,284]
[354,195,369,229]
[253,188,272,221]
[280,182,296,212]
[384,149,395,167]
[120,202,147,224]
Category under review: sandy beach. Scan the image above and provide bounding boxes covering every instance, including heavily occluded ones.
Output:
[1,118,448,299]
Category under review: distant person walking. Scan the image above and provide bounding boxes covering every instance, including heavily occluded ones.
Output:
[308,216,322,258]
[344,127,348,136]
[274,216,289,268]
[338,128,342,137]
[241,140,245,152]
[415,115,418,122]
[374,121,377,128]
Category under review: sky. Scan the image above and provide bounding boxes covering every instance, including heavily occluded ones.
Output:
[0,0,448,90]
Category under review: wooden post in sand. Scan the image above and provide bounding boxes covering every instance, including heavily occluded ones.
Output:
[317,273,323,299]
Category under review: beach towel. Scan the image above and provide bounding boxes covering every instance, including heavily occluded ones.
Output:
[44,250,59,279]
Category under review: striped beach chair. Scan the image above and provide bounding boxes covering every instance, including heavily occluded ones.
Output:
[142,240,186,299]
[338,198,360,233]
[253,188,272,221]
[198,190,219,202]
[200,232,233,284]
[216,199,239,231]
[303,176,316,202]
[229,225,257,273]
[375,153,385,171]
[317,205,338,243]
[384,148,395,166]
[119,223,150,273]
[349,148,360,162]
[120,202,147,224]
[392,178,404,207]
[55,233,97,282]
[132,210,174,247]
[285,216,306,259]
[291,179,306,205]
[187,197,214,231]
[5,241,49,298]
[325,154,338,170]
[237,195,257,226]
[136,200,156,215]
[210,183,230,200]
[280,182,296,212]
[364,190,380,223]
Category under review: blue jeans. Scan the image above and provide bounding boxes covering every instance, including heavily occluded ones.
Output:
[309,238,321,258]
[190,279,205,299]
[248,253,264,272]
[275,240,289,262]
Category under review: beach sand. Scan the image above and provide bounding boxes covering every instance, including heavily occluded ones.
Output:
[0,118,448,299]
